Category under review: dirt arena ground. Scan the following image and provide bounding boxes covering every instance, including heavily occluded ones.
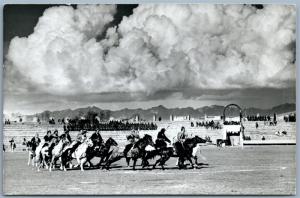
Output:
[3,145,296,195]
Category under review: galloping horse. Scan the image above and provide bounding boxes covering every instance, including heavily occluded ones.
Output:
[85,137,118,168]
[173,136,206,169]
[34,140,51,171]
[102,134,154,170]
[49,135,70,172]
[142,146,174,170]
[26,141,35,166]
[126,134,155,170]
[61,139,94,171]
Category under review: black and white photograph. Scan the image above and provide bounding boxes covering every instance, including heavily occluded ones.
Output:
[3,4,296,195]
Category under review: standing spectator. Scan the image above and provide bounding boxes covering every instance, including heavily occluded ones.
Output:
[22,138,27,151]
[255,122,259,129]
[9,138,15,152]
[22,138,27,145]
[191,122,194,127]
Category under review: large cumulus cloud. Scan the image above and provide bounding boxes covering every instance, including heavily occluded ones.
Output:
[5,4,296,97]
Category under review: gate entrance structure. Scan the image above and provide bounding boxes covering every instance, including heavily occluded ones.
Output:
[221,104,244,147]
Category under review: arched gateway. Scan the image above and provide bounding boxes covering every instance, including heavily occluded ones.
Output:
[221,104,244,147]
[223,104,243,122]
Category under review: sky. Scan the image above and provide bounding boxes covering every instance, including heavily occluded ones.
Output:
[3,4,296,115]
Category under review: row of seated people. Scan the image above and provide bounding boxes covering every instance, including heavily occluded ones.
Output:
[64,120,158,131]
[191,121,222,129]
[246,115,272,121]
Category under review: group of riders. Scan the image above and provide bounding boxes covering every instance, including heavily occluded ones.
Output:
[28,126,206,171]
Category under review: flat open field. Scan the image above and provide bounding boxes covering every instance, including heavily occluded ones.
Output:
[3,145,296,195]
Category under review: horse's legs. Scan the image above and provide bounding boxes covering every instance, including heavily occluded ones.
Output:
[49,156,54,172]
[103,155,123,170]
[178,157,184,169]
[161,164,165,170]
[80,158,87,171]
[59,157,63,170]
[153,158,161,169]
[142,159,149,168]
[44,155,49,169]
[194,157,198,165]
[27,153,31,166]
[126,157,131,167]
[132,158,137,170]
[97,157,104,167]
[187,156,195,169]
[74,157,80,168]
[37,159,43,172]
[32,155,35,167]
[160,156,170,170]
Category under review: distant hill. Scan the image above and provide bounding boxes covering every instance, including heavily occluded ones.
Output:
[244,103,296,116]
[26,103,296,121]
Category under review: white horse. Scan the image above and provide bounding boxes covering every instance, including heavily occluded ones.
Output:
[49,137,69,172]
[35,140,51,171]
[34,140,44,167]
[62,139,93,171]
[27,142,35,166]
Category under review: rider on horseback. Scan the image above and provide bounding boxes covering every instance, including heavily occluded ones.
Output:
[66,130,87,151]
[123,130,140,157]
[174,126,187,166]
[48,130,60,157]
[42,130,53,148]
[177,126,187,144]
[52,130,59,144]
[76,130,87,144]
[30,133,41,156]
[61,130,72,143]
[90,129,104,147]
[155,128,171,149]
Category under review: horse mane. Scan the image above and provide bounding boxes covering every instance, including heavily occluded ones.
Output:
[133,138,143,148]
[184,138,194,144]
[105,137,117,147]
[144,134,152,139]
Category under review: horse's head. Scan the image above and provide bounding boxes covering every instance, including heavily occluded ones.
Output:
[194,135,206,144]
[143,134,154,147]
[106,137,118,147]
[27,142,33,151]
[86,139,94,147]
[58,134,70,146]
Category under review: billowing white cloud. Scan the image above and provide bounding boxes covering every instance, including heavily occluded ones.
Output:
[5,4,296,97]
[6,5,117,94]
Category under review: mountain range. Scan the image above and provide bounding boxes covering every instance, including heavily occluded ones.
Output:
[27,103,296,121]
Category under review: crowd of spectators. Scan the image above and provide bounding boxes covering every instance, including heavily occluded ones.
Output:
[191,121,222,130]
[64,120,158,131]
[246,115,272,121]
[4,119,11,125]
[223,121,241,125]
[284,114,296,122]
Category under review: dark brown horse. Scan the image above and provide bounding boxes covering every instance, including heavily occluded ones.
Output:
[103,134,154,170]
[174,136,206,169]
[142,147,174,170]
[142,136,206,170]
[85,137,118,168]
